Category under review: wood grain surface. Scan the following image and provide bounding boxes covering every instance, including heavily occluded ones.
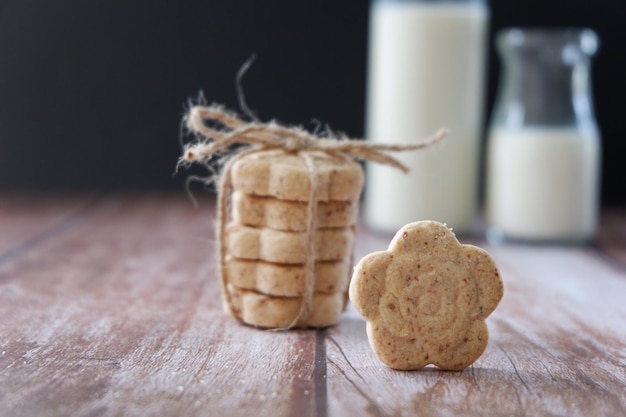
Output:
[1,193,625,417]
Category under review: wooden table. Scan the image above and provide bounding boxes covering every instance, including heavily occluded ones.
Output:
[1,193,625,417]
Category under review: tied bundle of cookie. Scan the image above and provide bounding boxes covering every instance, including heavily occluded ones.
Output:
[179,102,445,329]
[224,150,361,328]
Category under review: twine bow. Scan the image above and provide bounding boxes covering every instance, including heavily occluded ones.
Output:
[180,103,446,329]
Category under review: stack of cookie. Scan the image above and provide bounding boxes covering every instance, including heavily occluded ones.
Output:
[222,149,364,328]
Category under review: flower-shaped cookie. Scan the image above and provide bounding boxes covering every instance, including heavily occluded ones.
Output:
[349,221,503,370]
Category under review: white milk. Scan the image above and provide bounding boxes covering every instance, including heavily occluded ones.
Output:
[364,1,488,234]
[486,127,601,242]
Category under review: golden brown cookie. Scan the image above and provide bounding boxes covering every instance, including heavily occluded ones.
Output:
[349,221,503,371]
[227,284,346,328]
[229,150,364,202]
[231,191,358,231]
[225,256,350,296]
[225,222,355,264]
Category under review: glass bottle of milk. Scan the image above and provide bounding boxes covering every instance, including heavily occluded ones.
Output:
[364,0,489,235]
[486,28,601,243]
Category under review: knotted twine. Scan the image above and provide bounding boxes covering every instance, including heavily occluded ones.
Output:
[180,103,447,329]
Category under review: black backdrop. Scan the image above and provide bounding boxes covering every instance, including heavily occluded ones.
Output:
[0,0,624,203]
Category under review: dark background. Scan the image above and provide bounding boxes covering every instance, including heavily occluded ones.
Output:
[0,0,624,203]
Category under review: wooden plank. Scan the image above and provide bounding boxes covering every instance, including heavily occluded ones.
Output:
[596,207,626,267]
[0,193,102,258]
[327,230,626,416]
[2,195,626,417]
[0,193,320,417]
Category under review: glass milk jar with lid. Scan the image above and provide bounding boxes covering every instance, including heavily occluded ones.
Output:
[486,28,601,243]
[364,0,489,235]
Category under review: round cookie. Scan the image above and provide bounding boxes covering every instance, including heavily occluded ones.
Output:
[349,221,504,370]
[229,149,364,202]
[225,256,351,296]
[231,191,358,231]
[226,284,347,328]
[225,222,355,264]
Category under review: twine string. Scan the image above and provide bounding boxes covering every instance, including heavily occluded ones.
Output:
[298,152,318,328]
[182,105,447,172]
